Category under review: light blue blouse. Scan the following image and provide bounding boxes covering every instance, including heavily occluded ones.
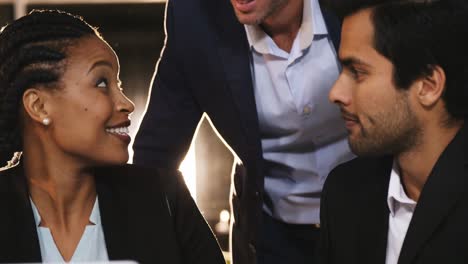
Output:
[30,197,109,263]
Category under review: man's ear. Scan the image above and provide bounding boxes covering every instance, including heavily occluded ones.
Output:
[22,88,51,124]
[415,65,446,108]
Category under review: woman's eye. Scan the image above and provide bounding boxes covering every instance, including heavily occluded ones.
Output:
[97,78,108,88]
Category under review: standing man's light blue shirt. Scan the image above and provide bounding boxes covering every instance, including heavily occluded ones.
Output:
[245,0,354,224]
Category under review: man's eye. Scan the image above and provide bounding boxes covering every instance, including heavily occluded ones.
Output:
[348,67,365,80]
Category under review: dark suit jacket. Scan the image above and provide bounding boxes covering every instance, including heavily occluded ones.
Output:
[133,0,341,263]
[319,122,468,264]
[0,164,225,264]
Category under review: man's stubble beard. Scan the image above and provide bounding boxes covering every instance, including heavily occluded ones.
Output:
[235,0,290,26]
[349,93,423,157]
[255,0,289,25]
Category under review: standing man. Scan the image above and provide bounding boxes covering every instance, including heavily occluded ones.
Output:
[321,0,468,263]
[133,0,353,263]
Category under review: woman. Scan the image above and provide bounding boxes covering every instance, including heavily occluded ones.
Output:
[0,10,225,264]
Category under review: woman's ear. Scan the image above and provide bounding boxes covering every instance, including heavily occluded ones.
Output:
[416,65,446,108]
[22,88,51,125]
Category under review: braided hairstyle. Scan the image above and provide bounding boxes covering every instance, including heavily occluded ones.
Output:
[0,9,101,165]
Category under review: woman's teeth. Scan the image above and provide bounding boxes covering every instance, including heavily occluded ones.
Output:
[106,127,129,134]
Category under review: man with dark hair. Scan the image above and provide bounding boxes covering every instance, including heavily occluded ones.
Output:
[133,0,354,263]
[320,0,468,263]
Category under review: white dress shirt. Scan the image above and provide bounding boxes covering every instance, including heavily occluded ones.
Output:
[245,0,353,224]
[31,197,109,263]
[386,162,417,264]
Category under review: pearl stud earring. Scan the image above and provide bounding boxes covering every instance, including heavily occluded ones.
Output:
[42,117,51,126]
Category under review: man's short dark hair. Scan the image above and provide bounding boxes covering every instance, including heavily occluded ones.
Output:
[323,0,468,119]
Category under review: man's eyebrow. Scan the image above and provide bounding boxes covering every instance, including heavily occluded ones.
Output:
[339,57,371,68]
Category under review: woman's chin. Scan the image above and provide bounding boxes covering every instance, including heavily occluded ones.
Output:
[93,154,129,167]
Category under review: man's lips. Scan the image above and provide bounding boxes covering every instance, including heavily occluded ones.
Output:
[236,0,254,3]
[233,0,256,13]
[341,110,359,129]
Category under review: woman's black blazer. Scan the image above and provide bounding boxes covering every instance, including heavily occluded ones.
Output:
[0,164,225,264]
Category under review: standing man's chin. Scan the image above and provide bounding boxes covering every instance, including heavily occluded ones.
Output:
[233,14,259,25]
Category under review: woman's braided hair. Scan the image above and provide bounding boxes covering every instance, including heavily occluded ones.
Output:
[0,9,100,165]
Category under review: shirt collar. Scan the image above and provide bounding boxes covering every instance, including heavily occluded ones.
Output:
[244,0,328,54]
[89,196,101,225]
[31,196,101,227]
[387,161,417,217]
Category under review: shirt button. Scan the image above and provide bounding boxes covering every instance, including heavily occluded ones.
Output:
[303,106,311,115]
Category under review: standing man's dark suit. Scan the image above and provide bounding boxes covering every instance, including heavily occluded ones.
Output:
[320,122,468,264]
[133,0,342,263]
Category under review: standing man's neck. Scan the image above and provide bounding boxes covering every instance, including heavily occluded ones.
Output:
[397,120,463,202]
[261,0,303,52]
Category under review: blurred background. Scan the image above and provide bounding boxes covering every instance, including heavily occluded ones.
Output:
[2,0,233,256]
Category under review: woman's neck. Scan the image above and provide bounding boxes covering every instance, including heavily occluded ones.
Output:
[22,147,97,229]
[23,150,98,262]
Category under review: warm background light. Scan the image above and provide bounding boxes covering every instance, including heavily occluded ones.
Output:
[220,209,230,223]
[178,144,197,200]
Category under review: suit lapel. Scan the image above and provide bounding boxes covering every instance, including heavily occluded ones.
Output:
[0,166,41,262]
[321,6,341,50]
[356,157,393,264]
[96,166,177,263]
[398,123,467,264]
[213,1,262,154]
[96,172,134,261]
